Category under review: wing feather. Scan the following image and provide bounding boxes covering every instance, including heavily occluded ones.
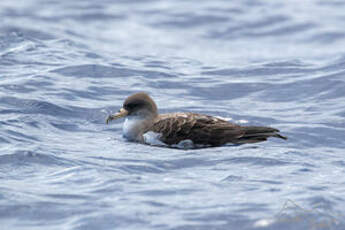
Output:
[150,113,244,146]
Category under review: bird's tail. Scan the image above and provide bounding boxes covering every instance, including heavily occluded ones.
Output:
[236,126,287,144]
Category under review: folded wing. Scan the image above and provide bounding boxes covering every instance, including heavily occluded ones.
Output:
[150,113,243,146]
[150,113,287,147]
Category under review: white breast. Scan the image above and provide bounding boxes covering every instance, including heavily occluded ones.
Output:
[123,117,145,141]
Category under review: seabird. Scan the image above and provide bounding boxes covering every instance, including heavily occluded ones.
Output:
[106,92,287,148]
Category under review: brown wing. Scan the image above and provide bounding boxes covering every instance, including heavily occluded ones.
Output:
[149,113,245,146]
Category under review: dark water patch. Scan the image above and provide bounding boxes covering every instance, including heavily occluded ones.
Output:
[90,180,125,194]
[310,32,345,43]
[51,64,125,78]
[0,29,50,56]
[87,86,124,97]
[52,64,176,79]
[317,55,345,72]
[262,60,312,68]
[318,1,345,6]
[0,151,73,167]
[45,193,92,200]
[307,196,335,211]
[50,122,82,132]
[298,168,313,173]
[45,91,78,101]
[207,15,289,39]
[0,31,24,51]
[73,213,148,230]
[0,97,75,117]
[221,156,290,166]
[202,65,314,77]
[24,120,42,129]
[0,84,36,93]
[143,60,172,69]
[259,77,345,102]
[0,201,92,221]
[0,26,56,41]
[250,179,283,185]
[247,23,315,37]
[221,175,243,182]
[332,160,345,167]
[205,6,243,15]
[0,136,10,144]
[154,13,229,28]
[4,129,39,142]
[85,156,138,163]
[178,213,250,230]
[25,77,55,87]
[119,164,165,174]
[293,126,345,148]
[307,186,328,191]
[50,38,88,49]
[235,203,270,213]
[155,157,210,170]
[316,69,345,82]
[291,163,317,175]
[62,88,104,100]
[189,82,270,100]
[0,96,102,121]
[135,188,198,196]
[67,12,125,21]
[142,200,169,208]
[84,51,102,59]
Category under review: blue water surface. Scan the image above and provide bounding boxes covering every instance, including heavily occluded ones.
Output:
[1,0,345,229]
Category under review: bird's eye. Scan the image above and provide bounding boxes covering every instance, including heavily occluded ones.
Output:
[126,103,137,109]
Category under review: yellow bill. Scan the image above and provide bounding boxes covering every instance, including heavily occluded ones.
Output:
[106,108,128,124]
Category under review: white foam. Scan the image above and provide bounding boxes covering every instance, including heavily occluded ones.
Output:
[215,116,233,121]
[214,116,249,124]
[237,119,248,124]
[253,218,274,228]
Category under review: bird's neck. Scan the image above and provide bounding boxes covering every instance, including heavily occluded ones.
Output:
[122,115,155,142]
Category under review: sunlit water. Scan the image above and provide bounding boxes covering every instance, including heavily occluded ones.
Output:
[1,0,345,229]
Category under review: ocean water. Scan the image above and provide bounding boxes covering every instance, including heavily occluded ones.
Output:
[1,0,345,229]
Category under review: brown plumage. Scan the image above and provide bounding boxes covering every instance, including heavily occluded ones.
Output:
[106,92,287,148]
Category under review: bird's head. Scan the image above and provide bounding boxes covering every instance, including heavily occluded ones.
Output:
[106,92,158,124]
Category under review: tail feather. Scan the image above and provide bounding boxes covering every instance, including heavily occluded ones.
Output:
[236,126,287,143]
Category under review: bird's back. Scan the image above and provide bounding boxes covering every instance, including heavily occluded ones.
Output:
[147,112,287,147]
[149,113,245,146]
